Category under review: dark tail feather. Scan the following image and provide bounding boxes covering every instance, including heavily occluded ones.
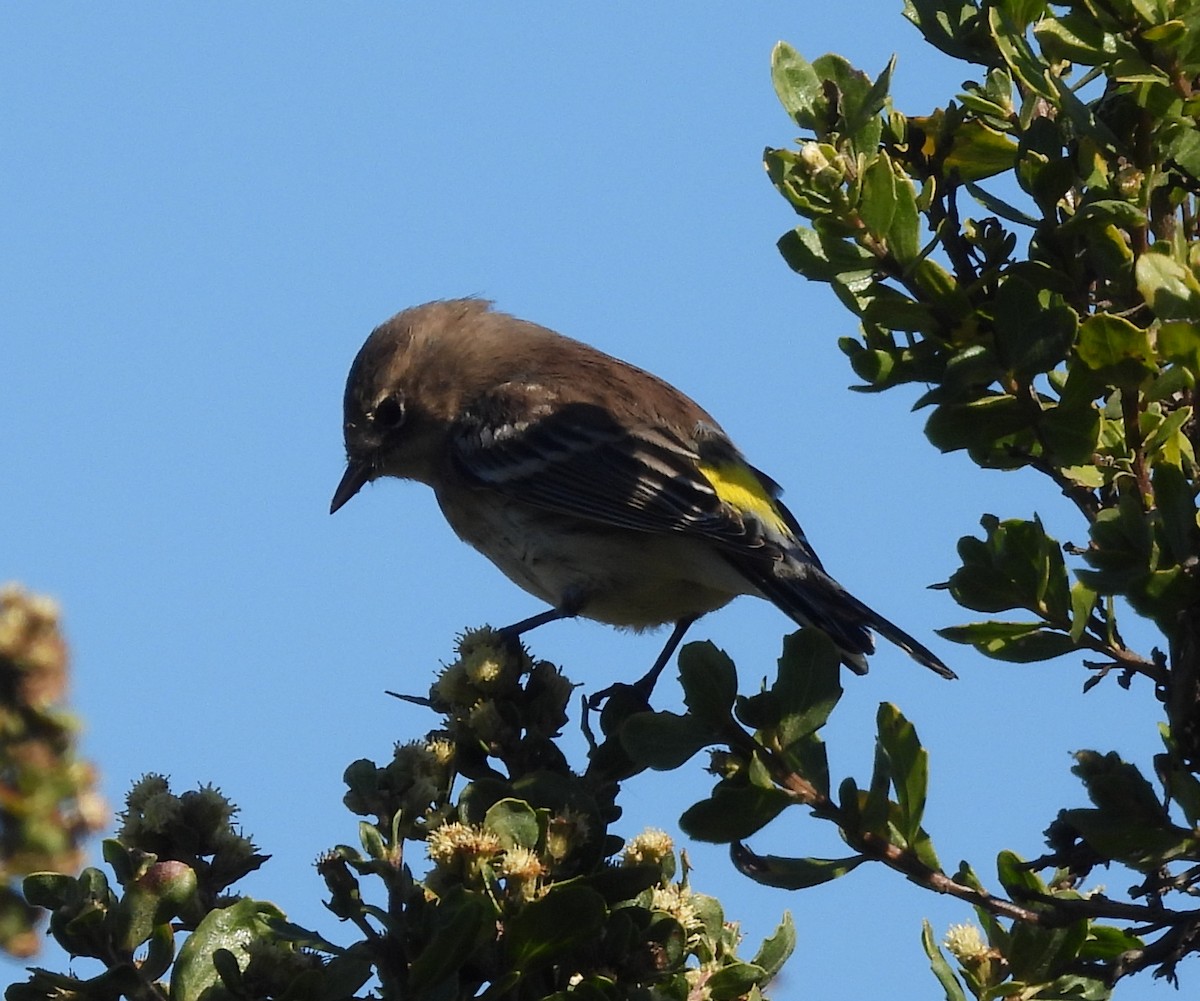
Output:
[733,557,957,680]
[839,589,958,680]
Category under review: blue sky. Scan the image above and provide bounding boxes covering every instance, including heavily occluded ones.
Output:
[3,6,1173,997]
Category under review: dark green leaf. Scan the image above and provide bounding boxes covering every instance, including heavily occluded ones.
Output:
[876,703,928,842]
[750,912,796,978]
[1153,461,1199,563]
[620,710,715,770]
[1071,750,1169,823]
[680,786,794,843]
[1081,493,1154,593]
[504,885,607,973]
[736,629,841,744]
[584,864,661,905]
[995,849,1045,900]
[1077,923,1144,962]
[993,277,1078,377]
[172,899,287,1001]
[678,641,737,728]
[937,515,1070,620]
[990,5,1055,99]
[706,962,770,1000]
[937,621,1078,662]
[965,180,1039,227]
[22,873,74,910]
[811,53,883,149]
[484,799,540,851]
[777,225,876,285]
[902,0,993,63]
[1034,11,1138,65]
[1069,582,1097,642]
[1007,917,1089,984]
[924,395,1030,454]
[921,919,968,1001]
[1040,400,1101,465]
[730,842,865,889]
[1063,808,1200,869]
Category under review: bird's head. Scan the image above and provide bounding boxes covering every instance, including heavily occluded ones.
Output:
[331,301,493,513]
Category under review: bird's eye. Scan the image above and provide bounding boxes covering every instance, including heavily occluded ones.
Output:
[373,394,406,430]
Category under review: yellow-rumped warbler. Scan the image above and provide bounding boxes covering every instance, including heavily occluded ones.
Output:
[331,299,955,686]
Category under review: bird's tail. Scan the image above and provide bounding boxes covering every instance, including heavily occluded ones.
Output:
[734,556,957,680]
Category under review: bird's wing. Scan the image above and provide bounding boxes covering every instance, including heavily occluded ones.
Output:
[450,388,802,558]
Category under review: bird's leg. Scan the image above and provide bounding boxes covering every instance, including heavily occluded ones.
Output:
[585,615,699,712]
[497,589,587,645]
[499,606,575,636]
[632,615,698,698]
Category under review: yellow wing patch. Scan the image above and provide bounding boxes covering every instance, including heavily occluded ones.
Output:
[697,460,790,535]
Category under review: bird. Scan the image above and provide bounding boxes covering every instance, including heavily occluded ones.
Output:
[330,298,956,690]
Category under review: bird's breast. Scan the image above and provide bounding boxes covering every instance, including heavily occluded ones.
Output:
[435,486,755,629]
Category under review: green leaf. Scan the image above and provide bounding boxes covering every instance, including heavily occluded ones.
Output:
[1071,750,1169,824]
[22,873,75,910]
[1080,493,1153,594]
[903,0,993,63]
[1035,12,1138,65]
[1063,749,1200,867]
[750,912,796,979]
[584,864,661,905]
[1061,807,1200,869]
[770,42,824,130]
[859,155,898,239]
[358,821,386,861]
[736,629,842,744]
[995,849,1045,900]
[862,739,892,835]
[680,786,794,843]
[777,224,877,285]
[965,180,1039,227]
[1136,251,1200,321]
[937,515,1071,620]
[888,170,922,264]
[1078,923,1144,962]
[811,53,884,149]
[484,799,539,851]
[921,919,968,1001]
[504,884,607,973]
[678,641,737,728]
[1007,917,1089,984]
[937,621,1078,662]
[993,277,1078,377]
[620,710,716,770]
[876,703,928,843]
[1040,399,1101,465]
[730,842,865,889]
[1158,321,1200,374]
[172,899,287,1001]
[1143,405,1193,467]
[1076,314,1157,382]
[942,120,1020,182]
[924,395,1030,454]
[990,5,1055,100]
[1069,582,1097,642]
[706,962,770,1000]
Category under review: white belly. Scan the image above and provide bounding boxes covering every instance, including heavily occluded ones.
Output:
[436,487,755,629]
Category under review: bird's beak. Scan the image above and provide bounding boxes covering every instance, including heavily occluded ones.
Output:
[330,460,371,514]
